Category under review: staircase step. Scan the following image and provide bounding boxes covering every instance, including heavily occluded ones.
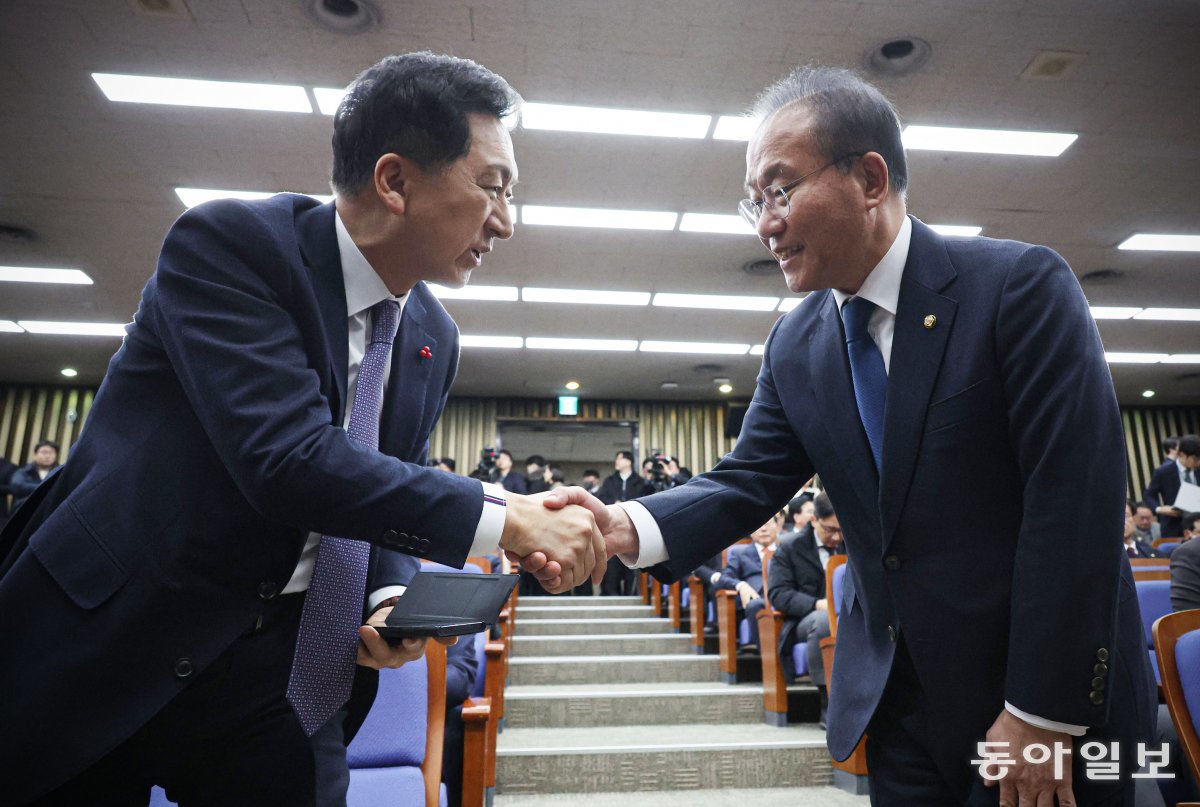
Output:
[508,654,719,685]
[495,786,868,806]
[516,618,672,636]
[496,723,831,795]
[511,633,691,657]
[504,682,768,728]
[521,595,642,605]
[517,604,655,620]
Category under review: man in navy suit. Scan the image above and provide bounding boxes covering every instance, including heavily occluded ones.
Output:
[1144,434,1200,538]
[1123,501,1163,559]
[0,53,603,806]
[547,65,1152,804]
[715,515,780,649]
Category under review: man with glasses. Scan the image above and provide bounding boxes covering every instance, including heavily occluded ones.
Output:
[547,64,1150,805]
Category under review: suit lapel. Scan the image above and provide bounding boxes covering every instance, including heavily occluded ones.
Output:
[296,201,349,425]
[810,291,881,519]
[879,218,958,549]
[380,284,438,459]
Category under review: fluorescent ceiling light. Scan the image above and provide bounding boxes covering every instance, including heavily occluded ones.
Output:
[928,224,983,237]
[1162,355,1200,364]
[521,205,677,231]
[902,125,1077,157]
[1104,352,1168,364]
[175,188,334,209]
[640,341,751,355]
[778,298,803,312]
[0,320,24,333]
[1133,308,1200,321]
[750,344,765,356]
[713,115,761,141]
[521,102,711,139]
[312,87,346,115]
[0,266,93,285]
[526,337,638,351]
[459,335,523,348]
[19,321,127,336]
[427,284,518,302]
[521,288,650,306]
[653,293,779,312]
[679,213,755,235]
[92,73,312,113]
[1118,233,1200,251]
[1089,307,1142,320]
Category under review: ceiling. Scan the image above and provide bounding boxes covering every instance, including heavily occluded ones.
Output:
[1,0,1198,404]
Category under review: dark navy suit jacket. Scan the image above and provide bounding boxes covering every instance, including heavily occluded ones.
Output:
[635,218,1152,781]
[715,542,766,595]
[1144,460,1185,538]
[0,195,481,802]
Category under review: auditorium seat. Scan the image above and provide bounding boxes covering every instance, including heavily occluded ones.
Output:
[1136,578,1173,686]
[1156,541,1181,557]
[1152,608,1200,791]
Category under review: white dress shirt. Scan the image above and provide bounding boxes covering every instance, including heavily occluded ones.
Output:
[283,211,507,607]
[618,216,1084,735]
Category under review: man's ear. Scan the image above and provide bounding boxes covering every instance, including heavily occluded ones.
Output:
[373,153,418,216]
[858,151,891,209]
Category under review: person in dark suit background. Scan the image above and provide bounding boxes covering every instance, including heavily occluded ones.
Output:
[1123,500,1163,559]
[490,449,527,494]
[0,53,605,806]
[595,450,649,596]
[1169,512,1200,612]
[547,65,1152,805]
[714,513,781,650]
[1144,434,1200,539]
[8,440,61,513]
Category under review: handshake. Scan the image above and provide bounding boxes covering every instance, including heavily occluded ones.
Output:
[497,487,641,593]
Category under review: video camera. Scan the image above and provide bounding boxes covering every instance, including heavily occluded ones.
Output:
[473,447,498,480]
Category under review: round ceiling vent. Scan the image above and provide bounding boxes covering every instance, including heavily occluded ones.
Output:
[864,37,932,76]
[742,258,778,277]
[303,0,381,35]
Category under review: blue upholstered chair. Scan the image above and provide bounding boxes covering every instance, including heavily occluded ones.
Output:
[1136,578,1173,685]
[1152,609,1200,791]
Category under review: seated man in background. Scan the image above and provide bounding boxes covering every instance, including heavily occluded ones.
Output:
[781,494,814,536]
[1124,500,1163,558]
[1132,502,1162,544]
[715,512,783,651]
[1170,511,1200,612]
[768,492,843,728]
[9,440,61,513]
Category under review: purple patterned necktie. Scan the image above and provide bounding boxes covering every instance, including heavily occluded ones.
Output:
[287,298,400,736]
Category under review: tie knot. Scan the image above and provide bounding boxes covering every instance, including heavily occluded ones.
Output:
[842,296,875,343]
[369,299,400,346]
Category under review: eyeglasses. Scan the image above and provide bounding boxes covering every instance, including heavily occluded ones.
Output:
[738,153,864,228]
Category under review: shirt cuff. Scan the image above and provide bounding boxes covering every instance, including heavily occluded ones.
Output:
[1004,702,1087,737]
[469,482,507,556]
[616,500,669,568]
[367,584,408,613]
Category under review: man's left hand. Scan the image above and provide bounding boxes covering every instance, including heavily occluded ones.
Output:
[983,709,1075,806]
[356,605,457,670]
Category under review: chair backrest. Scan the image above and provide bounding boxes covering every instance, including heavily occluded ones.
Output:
[1156,541,1180,557]
[465,555,492,574]
[347,656,429,768]
[420,560,488,700]
[826,554,849,639]
[1136,579,1173,648]
[1131,558,1168,567]
[1152,609,1200,785]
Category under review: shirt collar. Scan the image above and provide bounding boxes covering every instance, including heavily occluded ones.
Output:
[831,215,912,314]
[1178,459,1191,477]
[335,210,405,317]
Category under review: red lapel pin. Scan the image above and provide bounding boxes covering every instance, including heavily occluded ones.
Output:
[419,346,432,360]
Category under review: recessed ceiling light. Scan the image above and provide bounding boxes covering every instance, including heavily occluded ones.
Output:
[520,205,677,231]
[678,213,755,235]
[175,188,334,208]
[902,125,1077,157]
[564,380,580,391]
[1118,234,1200,252]
[640,341,751,355]
[1104,352,1168,364]
[653,293,779,312]
[521,102,711,139]
[459,335,522,348]
[92,73,312,113]
[1142,389,1156,398]
[1133,308,1200,321]
[526,337,638,351]
[928,224,983,237]
[18,321,127,336]
[660,381,679,389]
[312,87,347,115]
[0,266,93,285]
[521,287,650,306]
[60,367,78,378]
[718,383,734,394]
[0,320,25,333]
[712,115,761,141]
[1089,307,1142,319]
[427,284,518,302]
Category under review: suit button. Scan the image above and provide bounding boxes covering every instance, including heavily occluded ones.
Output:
[1089,691,1104,705]
[173,658,194,679]
[258,581,278,600]
[887,625,897,642]
[382,529,400,546]
[1096,648,1109,662]
[1094,663,1108,677]
[884,555,900,572]
[418,539,430,553]
[1091,677,1106,690]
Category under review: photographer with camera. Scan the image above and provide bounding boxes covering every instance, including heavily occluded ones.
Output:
[644,451,692,493]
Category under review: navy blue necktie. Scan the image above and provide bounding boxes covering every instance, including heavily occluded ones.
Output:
[842,297,887,473]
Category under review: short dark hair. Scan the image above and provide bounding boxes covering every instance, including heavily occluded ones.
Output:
[548,466,565,484]
[813,492,836,520]
[34,440,59,454]
[582,469,600,478]
[1179,434,1200,458]
[616,450,634,462]
[1162,436,1180,454]
[497,449,514,461]
[331,52,522,194]
[1181,512,1200,534]
[751,65,908,198]
[1126,499,1137,516]
[788,495,812,515]
[526,455,546,468]
[438,457,456,472]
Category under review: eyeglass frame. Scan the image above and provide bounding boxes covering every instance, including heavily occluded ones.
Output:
[738,152,866,228]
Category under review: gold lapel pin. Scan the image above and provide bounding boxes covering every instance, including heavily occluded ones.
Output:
[923,314,937,329]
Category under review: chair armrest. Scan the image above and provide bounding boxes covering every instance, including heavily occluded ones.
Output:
[460,697,491,807]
